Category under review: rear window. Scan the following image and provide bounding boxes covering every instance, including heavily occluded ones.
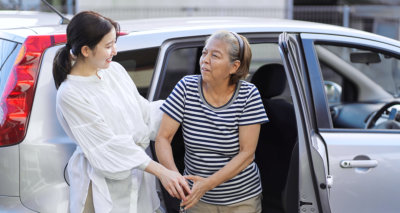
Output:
[0,39,18,67]
[114,47,159,98]
[0,39,20,94]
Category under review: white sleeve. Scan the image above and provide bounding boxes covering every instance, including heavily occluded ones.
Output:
[56,88,151,180]
[113,62,164,141]
[137,96,164,141]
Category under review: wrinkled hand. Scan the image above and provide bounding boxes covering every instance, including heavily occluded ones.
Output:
[181,175,210,210]
[159,169,191,200]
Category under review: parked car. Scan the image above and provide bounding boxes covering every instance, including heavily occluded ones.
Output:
[1,11,400,213]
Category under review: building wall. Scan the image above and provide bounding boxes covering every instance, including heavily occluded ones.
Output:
[78,0,288,20]
[79,0,285,8]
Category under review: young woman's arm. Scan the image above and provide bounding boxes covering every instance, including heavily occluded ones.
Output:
[145,160,190,200]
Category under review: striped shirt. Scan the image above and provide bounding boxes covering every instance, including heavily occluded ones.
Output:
[161,75,269,205]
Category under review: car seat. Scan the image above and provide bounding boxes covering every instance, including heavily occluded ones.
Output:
[251,63,297,213]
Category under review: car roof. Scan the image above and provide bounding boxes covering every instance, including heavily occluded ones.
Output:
[1,15,399,48]
[0,10,67,29]
[119,17,400,48]
[0,10,68,42]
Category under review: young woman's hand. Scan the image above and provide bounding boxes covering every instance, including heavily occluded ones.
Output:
[181,175,210,209]
[159,168,191,200]
[145,161,191,200]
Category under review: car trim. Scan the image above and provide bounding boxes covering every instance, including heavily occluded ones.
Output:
[300,37,333,129]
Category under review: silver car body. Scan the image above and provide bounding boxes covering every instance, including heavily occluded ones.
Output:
[1,14,400,212]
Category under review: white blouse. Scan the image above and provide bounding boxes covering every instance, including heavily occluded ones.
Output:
[56,62,164,213]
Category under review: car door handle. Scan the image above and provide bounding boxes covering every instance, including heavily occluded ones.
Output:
[340,160,378,168]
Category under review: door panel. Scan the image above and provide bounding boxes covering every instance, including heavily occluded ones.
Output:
[321,132,400,213]
[300,33,400,213]
[279,32,331,213]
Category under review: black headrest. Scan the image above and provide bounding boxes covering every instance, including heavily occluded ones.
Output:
[251,63,286,99]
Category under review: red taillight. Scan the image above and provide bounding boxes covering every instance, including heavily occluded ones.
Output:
[0,34,66,146]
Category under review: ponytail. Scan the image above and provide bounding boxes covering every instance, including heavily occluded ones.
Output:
[53,46,72,89]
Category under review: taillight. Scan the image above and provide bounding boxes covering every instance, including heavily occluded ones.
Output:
[0,34,66,146]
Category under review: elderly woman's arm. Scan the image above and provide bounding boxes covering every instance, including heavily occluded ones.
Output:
[155,113,190,199]
[181,123,261,209]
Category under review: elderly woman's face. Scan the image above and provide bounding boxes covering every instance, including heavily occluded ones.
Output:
[199,37,238,84]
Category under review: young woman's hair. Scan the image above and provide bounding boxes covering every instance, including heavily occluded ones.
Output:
[53,11,120,89]
[206,30,252,85]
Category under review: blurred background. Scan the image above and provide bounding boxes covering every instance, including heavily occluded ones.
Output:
[1,0,399,40]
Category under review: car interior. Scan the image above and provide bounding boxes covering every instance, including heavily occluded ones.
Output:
[315,44,400,130]
[143,41,300,213]
[251,63,297,213]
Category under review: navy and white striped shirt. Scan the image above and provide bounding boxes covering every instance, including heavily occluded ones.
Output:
[161,75,268,205]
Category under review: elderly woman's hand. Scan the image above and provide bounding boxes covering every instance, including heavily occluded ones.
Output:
[181,175,211,209]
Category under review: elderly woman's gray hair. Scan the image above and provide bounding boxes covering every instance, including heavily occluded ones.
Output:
[206,30,252,85]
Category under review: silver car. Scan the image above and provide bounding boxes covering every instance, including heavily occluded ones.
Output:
[1,11,400,213]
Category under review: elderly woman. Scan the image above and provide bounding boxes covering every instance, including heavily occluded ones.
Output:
[156,30,268,212]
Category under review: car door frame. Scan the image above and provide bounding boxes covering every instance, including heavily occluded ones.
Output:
[279,32,332,213]
[149,32,313,212]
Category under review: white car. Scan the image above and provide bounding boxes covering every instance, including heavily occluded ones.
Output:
[1,11,400,213]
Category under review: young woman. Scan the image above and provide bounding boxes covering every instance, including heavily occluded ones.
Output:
[156,30,269,212]
[53,11,190,213]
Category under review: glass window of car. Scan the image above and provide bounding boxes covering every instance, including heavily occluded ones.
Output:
[158,47,199,99]
[0,39,18,69]
[319,44,400,97]
[113,47,159,98]
[0,39,19,95]
[315,43,400,129]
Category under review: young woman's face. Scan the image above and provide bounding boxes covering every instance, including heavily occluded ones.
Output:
[87,27,117,70]
[199,37,238,84]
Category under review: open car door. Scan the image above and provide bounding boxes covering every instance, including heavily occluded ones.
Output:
[278,32,332,213]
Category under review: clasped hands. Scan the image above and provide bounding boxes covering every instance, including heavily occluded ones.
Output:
[160,169,209,210]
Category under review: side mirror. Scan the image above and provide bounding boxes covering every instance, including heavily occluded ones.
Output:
[324,81,342,105]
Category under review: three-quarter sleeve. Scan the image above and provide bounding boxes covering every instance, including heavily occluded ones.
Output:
[56,88,151,180]
[113,62,164,141]
[238,85,269,126]
[138,97,164,141]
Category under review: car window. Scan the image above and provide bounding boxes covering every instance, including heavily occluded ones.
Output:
[318,44,400,99]
[0,39,18,70]
[0,39,20,95]
[113,47,159,98]
[315,43,400,129]
[158,47,199,99]
[249,42,291,103]
[247,43,282,79]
